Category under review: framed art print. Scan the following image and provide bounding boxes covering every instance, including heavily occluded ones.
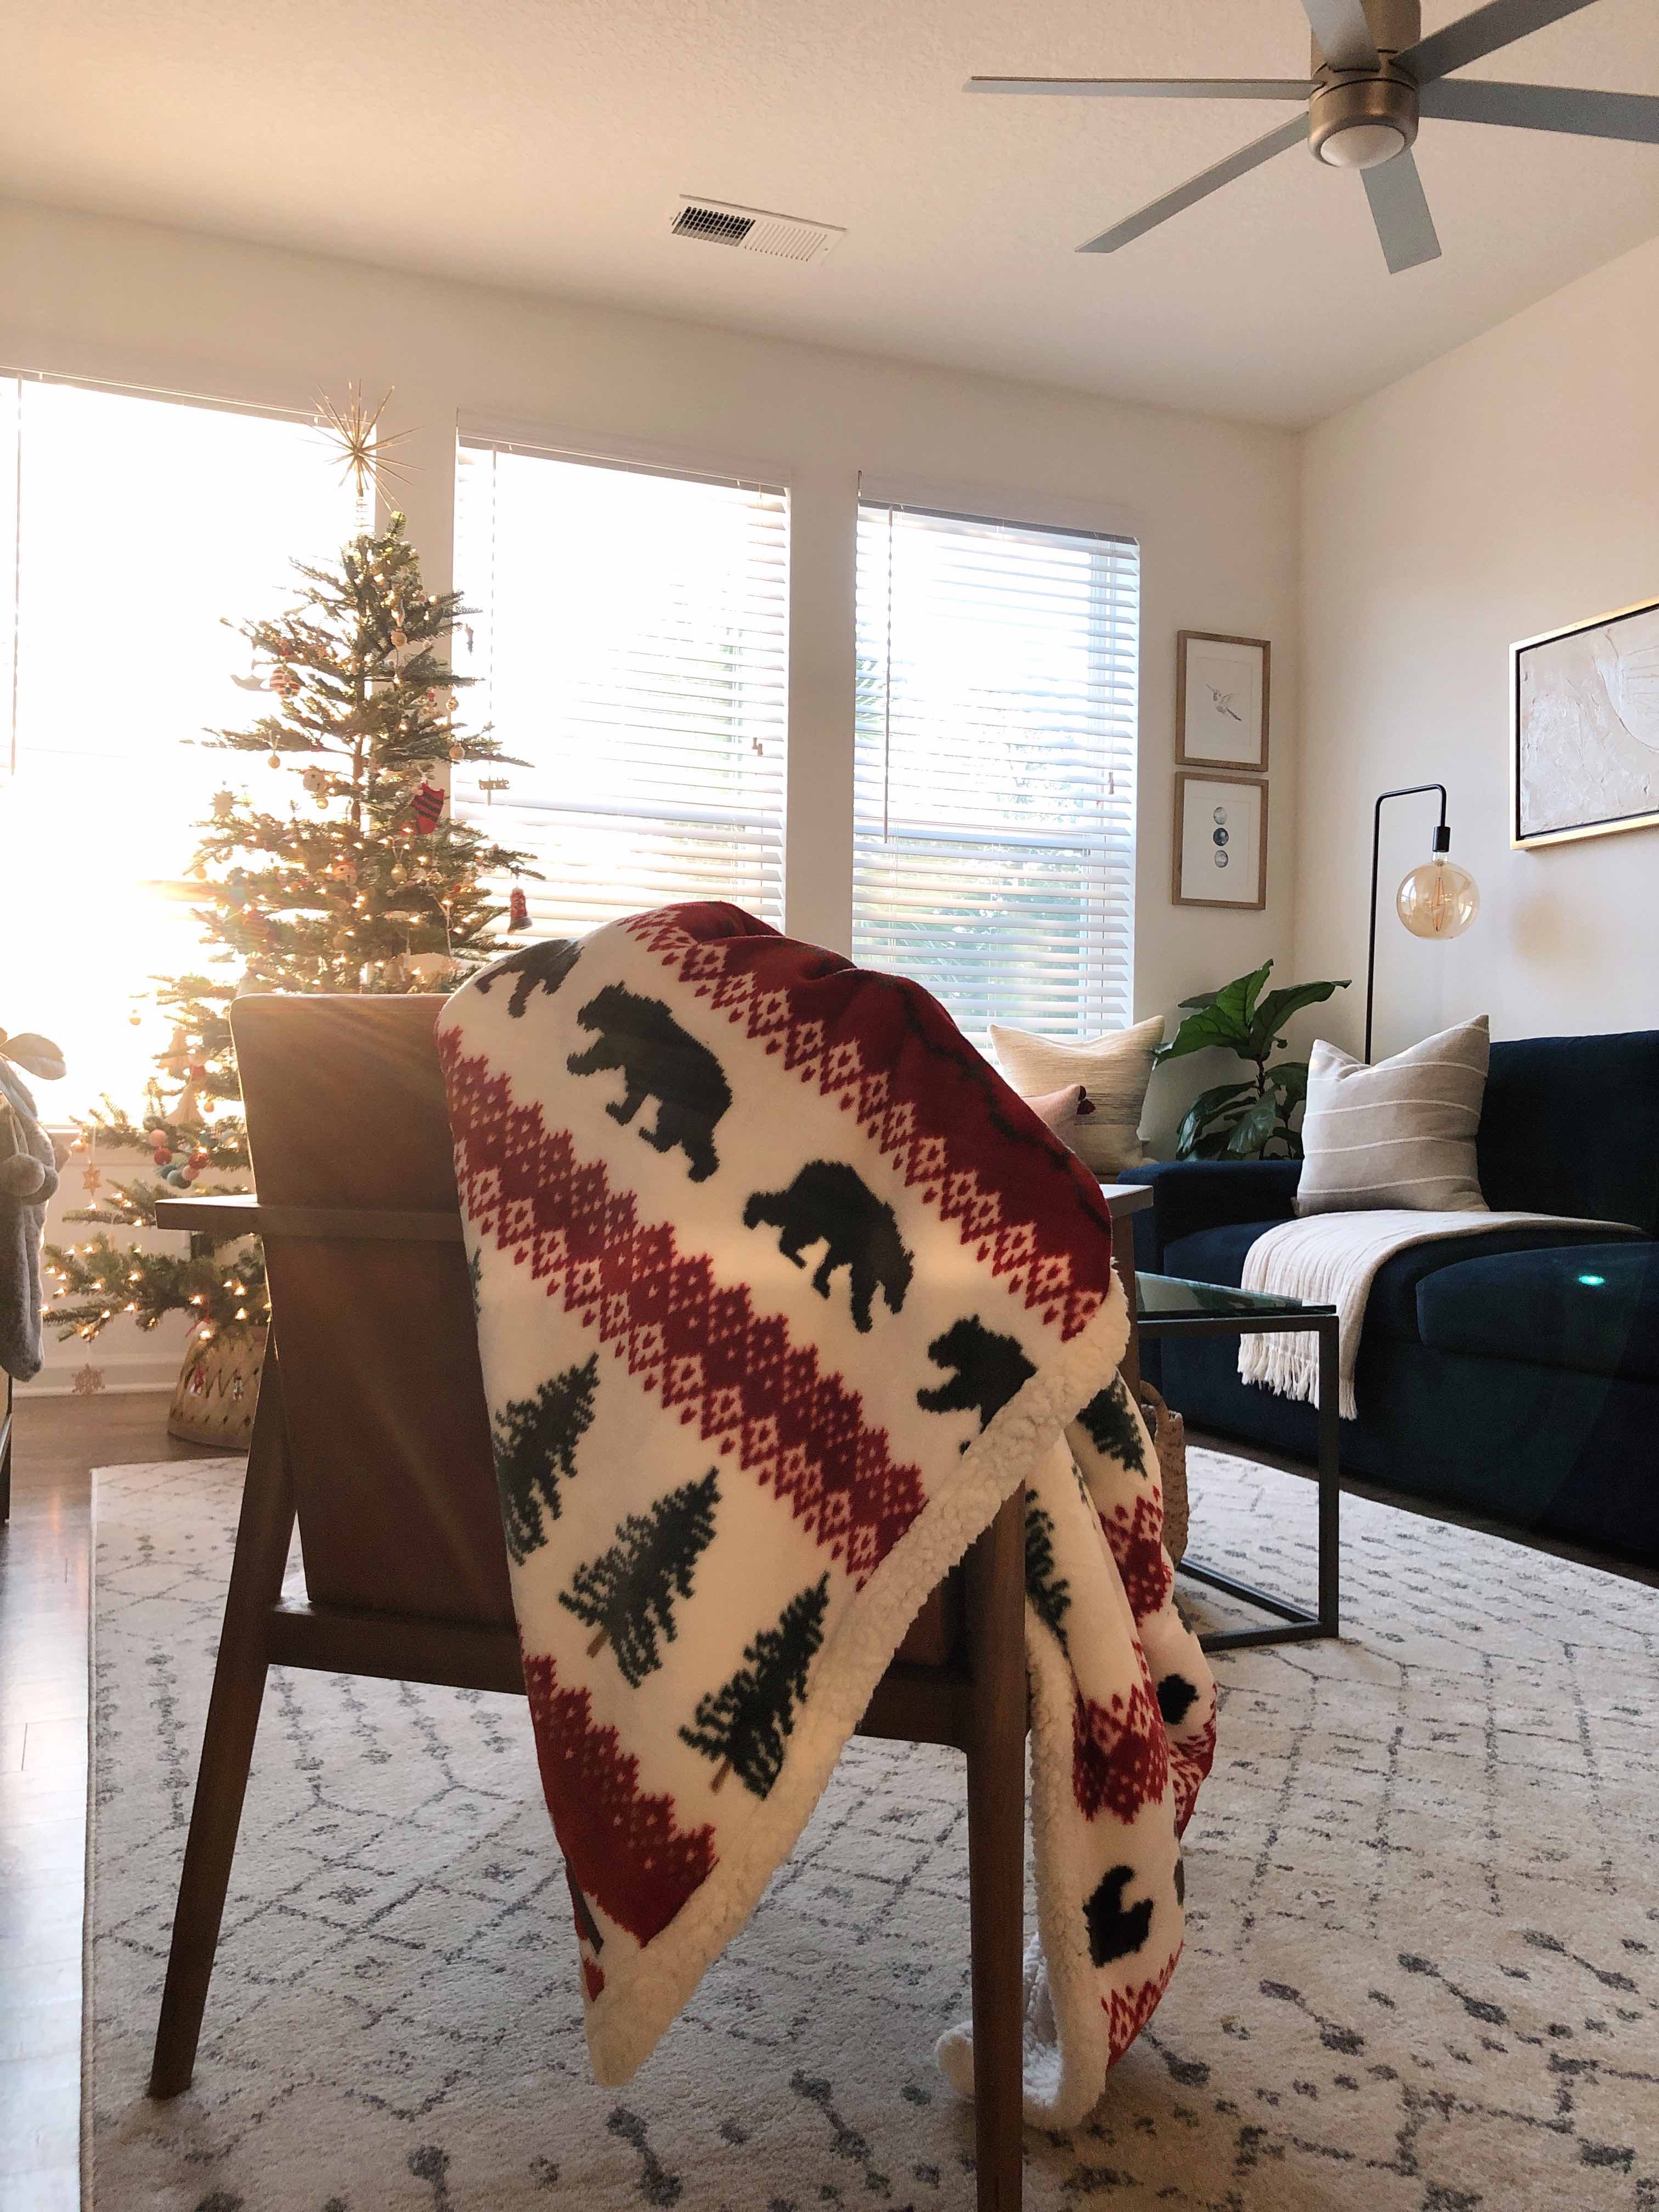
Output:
[1513,595,1659,848]
[1173,771,1267,909]
[1176,630,1269,772]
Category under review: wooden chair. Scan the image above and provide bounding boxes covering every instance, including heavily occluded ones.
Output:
[148,992,1029,2211]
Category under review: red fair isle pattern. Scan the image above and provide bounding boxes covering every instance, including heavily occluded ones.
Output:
[1104,1950,1181,2067]
[444,1037,928,1584]
[620,907,1115,1342]
[1170,1715,1217,1836]
[1071,1647,1171,1824]
[1102,1492,1175,1619]
[524,1652,716,1946]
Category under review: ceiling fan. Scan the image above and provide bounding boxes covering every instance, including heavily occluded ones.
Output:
[968,0,1659,273]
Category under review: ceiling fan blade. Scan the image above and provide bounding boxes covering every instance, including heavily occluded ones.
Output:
[968,76,1311,100]
[1079,116,1311,253]
[1419,78,1659,142]
[1301,0,1380,70]
[1362,148,1442,272]
[1401,0,1598,85]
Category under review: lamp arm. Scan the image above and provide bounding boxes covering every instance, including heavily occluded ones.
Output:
[1365,783,1447,1065]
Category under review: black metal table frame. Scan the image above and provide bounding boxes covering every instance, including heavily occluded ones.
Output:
[1137,1304,1340,1652]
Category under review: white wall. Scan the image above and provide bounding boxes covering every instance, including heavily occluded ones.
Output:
[1297,230,1659,1062]
[1,198,1301,1386]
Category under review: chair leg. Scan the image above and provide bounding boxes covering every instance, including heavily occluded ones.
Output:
[149,1348,297,2098]
[963,1483,1027,2212]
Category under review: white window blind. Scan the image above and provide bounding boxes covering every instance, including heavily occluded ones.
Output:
[453,441,788,934]
[0,376,359,1115]
[852,500,1139,1043]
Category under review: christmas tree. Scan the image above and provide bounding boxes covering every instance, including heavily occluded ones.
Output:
[1024,1499,1072,1653]
[560,1470,720,1686]
[1076,1376,1149,1479]
[679,1574,830,1798]
[43,511,532,1355]
[493,1354,601,1565]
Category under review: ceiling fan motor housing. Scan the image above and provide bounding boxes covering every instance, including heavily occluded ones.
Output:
[1309,68,1420,166]
[1308,0,1423,168]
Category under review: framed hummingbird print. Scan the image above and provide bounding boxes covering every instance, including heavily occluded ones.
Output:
[1176,630,1269,774]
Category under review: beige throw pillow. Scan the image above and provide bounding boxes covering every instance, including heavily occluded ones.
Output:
[1296,1016,1491,1216]
[990,1014,1164,1177]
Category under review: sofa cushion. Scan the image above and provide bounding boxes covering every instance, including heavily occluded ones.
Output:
[1162,1220,1650,1350]
[1417,1240,1659,1384]
[1479,1031,1659,1234]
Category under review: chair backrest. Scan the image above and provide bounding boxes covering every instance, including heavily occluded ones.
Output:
[230,994,514,1630]
[1479,1030,1659,1234]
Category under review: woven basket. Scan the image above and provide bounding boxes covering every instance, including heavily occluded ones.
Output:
[167,1322,267,1449]
[1136,1380,1189,1565]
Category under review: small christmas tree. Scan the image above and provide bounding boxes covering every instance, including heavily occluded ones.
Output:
[493,1354,601,1565]
[1024,1499,1072,1652]
[1076,1376,1149,1479]
[679,1575,830,1798]
[561,1470,720,1686]
[44,509,532,1365]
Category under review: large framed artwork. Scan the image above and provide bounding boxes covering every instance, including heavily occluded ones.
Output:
[1176,630,1269,772]
[1172,770,1267,909]
[1513,595,1659,849]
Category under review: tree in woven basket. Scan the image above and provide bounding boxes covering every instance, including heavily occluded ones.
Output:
[43,511,532,1383]
[560,1471,721,1686]
[679,1575,830,1798]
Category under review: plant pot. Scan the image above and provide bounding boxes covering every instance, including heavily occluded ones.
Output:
[168,1322,267,1449]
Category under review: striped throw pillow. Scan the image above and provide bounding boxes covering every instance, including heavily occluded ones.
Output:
[1296,1017,1491,1215]
[990,1014,1164,1177]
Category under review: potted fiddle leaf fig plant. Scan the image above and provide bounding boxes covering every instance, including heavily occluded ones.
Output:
[1156,960,1349,1160]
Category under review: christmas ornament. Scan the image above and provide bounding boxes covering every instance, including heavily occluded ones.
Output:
[212,790,236,820]
[479,776,509,805]
[509,884,530,931]
[391,624,408,648]
[71,1363,106,1397]
[267,752,282,770]
[409,779,445,834]
[270,665,301,698]
[313,383,415,504]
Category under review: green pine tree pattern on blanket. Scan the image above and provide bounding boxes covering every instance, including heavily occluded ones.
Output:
[1025,1499,1072,1652]
[1077,1374,1148,1477]
[560,1471,721,1686]
[680,1575,831,1797]
[491,1353,600,1565]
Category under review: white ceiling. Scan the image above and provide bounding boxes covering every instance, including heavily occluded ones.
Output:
[8,0,1659,426]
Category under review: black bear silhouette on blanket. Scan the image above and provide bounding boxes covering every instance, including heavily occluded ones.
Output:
[743,1160,914,1333]
[567,984,732,1183]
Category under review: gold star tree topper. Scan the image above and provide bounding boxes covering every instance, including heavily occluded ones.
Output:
[314,385,416,505]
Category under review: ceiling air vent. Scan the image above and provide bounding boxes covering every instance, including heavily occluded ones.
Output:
[669,196,844,266]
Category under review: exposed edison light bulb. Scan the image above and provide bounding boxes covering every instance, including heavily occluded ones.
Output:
[1397,827,1479,941]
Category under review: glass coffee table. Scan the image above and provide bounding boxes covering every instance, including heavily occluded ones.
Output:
[1135,1273,1340,1654]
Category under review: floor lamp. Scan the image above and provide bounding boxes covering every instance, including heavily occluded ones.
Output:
[1365,783,1480,1064]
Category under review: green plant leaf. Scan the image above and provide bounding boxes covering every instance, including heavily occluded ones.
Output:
[1173,1080,1256,1159]
[1225,1089,1282,1158]
[1154,962,1274,1066]
[1245,979,1349,1060]
[1269,1058,1310,1115]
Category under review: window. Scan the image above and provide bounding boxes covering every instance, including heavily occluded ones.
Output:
[853,501,1139,1042]
[0,377,359,1114]
[453,441,787,934]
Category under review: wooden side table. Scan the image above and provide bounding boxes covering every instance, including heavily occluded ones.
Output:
[1099,1181,1154,1392]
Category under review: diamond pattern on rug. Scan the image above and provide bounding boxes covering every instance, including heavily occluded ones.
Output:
[91,1452,1659,2208]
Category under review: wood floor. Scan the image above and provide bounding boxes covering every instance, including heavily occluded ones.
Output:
[0,1393,221,2212]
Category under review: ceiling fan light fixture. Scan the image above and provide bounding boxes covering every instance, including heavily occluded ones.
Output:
[1318,119,1408,167]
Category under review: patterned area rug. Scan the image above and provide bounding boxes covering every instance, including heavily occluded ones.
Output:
[90,1453,1659,2209]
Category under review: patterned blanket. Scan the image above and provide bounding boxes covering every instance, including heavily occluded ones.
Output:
[438,904,1215,2129]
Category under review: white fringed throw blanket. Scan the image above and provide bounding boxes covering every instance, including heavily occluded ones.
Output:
[439,905,1215,2129]
[1239,1206,1629,1418]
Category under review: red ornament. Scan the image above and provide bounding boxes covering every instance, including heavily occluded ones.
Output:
[409,780,445,834]
[508,885,530,931]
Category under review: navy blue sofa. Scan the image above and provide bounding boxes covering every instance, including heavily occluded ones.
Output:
[1125,1031,1659,1569]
